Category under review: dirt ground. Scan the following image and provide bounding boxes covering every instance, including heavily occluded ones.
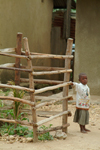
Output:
[0,90,100,150]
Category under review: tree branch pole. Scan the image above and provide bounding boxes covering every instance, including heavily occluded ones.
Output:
[62,38,73,133]
[23,37,38,143]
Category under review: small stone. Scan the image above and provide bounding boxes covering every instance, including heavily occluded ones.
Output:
[18,137,22,141]
[6,136,10,141]
[9,140,14,144]
[55,130,67,140]
[19,139,23,143]
[22,138,27,143]
[26,137,33,142]
[9,135,15,140]
[63,134,67,140]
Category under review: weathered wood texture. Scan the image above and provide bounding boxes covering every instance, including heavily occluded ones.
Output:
[35,82,72,94]
[0,96,34,106]
[0,52,28,59]
[23,37,38,142]
[0,66,31,72]
[35,95,73,109]
[0,63,15,67]
[21,51,73,59]
[0,83,34,92]
[35,110,71,127]
[0,34,73,143]
[30,54,73,59]
[0,118,33,126]
[35,95,73,102]
[32,69,72,76]
[62,38,73,133]
[0,48,15,53]
[15,33,22,85]
[37,123,70,134]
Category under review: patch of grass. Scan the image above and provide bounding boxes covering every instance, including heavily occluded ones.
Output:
[1,123,29,136]
[0,123,54,141]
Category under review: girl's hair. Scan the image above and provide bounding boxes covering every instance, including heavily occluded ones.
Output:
[79,73,87,79]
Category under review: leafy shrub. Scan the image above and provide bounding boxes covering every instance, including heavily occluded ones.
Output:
[1,123,54,141]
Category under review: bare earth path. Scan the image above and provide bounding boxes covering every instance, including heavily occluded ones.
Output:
[0,92,100,150]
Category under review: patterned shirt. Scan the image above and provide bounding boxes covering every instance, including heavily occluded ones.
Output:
[73,82,90,110]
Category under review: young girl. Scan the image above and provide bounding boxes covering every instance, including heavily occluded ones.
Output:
[72,73,90,133]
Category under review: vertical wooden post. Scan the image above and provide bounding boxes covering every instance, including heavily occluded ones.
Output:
[23,37,38,142]
[66,0,72,40]
[62,38,73,133]
[15,32,22,85]
[14,32,22,130]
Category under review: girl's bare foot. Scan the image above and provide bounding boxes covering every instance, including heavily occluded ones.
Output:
[83,125,91,132]
[81,129,87,133]
[80,125,87,133]
[84,128,91,132]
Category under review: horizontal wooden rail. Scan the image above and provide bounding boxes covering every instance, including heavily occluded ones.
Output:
[32,69,72,76]
[20,78,64,85]
[0,96,35,106]
[35,95,73,102]
[34,95,73,109]
[0,118,33,126]
[34,110,71,127]
[37,123,70,135]
[0,84,34,93]
[29,54,73,59]
[21,51,73,60]
[34,82,72,94]
[0,63,15,67]
[0,66,32,72]
[0,48,15,53]
[0,52,28,59]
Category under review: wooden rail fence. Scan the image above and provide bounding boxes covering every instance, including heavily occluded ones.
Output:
[0,32,73,142]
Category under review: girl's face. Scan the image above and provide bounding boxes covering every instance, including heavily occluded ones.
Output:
[79,75,88,85]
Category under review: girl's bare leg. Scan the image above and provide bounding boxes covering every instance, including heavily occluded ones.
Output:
[80,125,87,133]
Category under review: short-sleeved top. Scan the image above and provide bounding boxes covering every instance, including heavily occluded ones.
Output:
[73,82,90,110]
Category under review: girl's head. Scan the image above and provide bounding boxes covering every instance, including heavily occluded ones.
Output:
[79,73,88,85]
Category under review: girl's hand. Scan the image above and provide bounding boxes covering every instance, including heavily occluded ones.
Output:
[70,82,73,85]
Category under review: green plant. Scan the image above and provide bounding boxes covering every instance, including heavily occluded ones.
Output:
[1,123,15,135]
[14,125,29,136]
[1,123,54,141]
[38,124,53,141]
[1,123,29,136]
[0,100,4,107]
[7,81,25,120]
[13,89,25,119]
[0,113,4,118]
[25,129,33,138]
[4,89,11,96]
[17,112,29,122]
[0,109,28,122]
[6,109,15,119]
